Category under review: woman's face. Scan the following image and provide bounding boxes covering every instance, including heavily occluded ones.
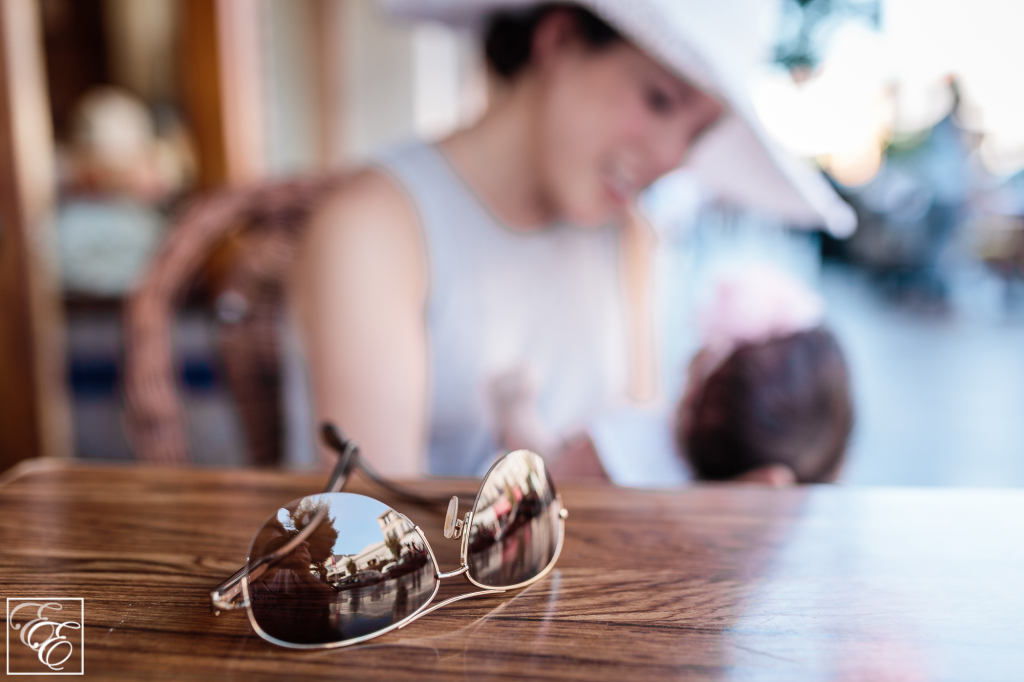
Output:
[533,24,725,226]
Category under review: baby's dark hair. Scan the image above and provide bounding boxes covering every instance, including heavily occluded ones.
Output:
[678,328,853,483]
[484,4,621,79]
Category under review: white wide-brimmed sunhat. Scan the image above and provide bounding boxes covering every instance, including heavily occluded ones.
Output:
[383,0,856,237]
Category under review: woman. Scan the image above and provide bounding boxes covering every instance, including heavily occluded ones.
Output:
[291,0,853,476]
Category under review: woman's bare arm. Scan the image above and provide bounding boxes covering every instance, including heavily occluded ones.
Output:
[290,169,429,476]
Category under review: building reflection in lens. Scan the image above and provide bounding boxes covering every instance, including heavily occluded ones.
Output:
[467,451,560,589]
[247,493,437,646]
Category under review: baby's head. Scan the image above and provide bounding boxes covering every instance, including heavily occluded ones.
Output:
[676,266,853,484]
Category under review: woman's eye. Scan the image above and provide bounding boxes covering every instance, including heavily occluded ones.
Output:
[645,87,674,114]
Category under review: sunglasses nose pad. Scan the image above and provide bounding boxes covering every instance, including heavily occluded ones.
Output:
[444,496,464,539]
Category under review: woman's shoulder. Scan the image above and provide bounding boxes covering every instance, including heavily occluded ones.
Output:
[295,165,427,301]
[314,166,418,235]
[305,165,425,261]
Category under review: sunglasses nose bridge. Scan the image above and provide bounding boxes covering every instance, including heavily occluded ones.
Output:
[436,564,469,579]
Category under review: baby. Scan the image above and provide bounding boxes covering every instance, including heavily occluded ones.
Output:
[492,264,854,485]
[675,265,853,485]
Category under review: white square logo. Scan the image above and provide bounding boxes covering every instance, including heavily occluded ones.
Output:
[6,598,84,675]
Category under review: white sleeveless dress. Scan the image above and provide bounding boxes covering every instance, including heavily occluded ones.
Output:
[374,141,630,475]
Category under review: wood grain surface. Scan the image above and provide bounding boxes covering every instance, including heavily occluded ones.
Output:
[1,459,1022,681]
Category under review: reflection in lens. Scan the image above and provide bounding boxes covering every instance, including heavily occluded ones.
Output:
[245,493,437,646]
[467,450,561,589]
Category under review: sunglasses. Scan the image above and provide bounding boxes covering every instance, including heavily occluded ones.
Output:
[210,423,568,649]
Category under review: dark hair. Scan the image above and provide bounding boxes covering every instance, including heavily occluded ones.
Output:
[678,328,853,483]
[483,4,621,79]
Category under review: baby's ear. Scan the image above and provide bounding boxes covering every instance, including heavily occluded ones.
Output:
[732,464,797,487]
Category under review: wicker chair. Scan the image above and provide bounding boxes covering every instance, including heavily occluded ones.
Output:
[123,174,346,465]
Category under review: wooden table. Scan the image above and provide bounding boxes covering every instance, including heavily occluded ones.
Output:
[1,460,1022,681]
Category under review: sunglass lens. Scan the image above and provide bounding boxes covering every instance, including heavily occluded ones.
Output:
[466,450,561,589]
[245,493,437,647]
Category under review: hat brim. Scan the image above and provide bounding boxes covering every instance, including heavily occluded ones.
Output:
[383,0,856,237]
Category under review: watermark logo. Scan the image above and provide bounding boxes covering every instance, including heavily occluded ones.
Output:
[6,598,83,675]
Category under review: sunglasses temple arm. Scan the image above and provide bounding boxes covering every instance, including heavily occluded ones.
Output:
[355,454,460,506]
[320,421,467,505]
[210,565,251,614]
[322,423,359,493]
[211,559,272,614]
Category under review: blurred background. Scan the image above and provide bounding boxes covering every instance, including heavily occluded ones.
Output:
[2,0,1023,485]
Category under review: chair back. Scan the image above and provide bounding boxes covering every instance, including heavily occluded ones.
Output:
[124,174,344,464]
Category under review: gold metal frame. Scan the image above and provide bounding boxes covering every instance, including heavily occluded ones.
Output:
[210,426,568,650]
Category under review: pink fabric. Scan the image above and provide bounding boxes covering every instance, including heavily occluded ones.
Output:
[698,264,824,362]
